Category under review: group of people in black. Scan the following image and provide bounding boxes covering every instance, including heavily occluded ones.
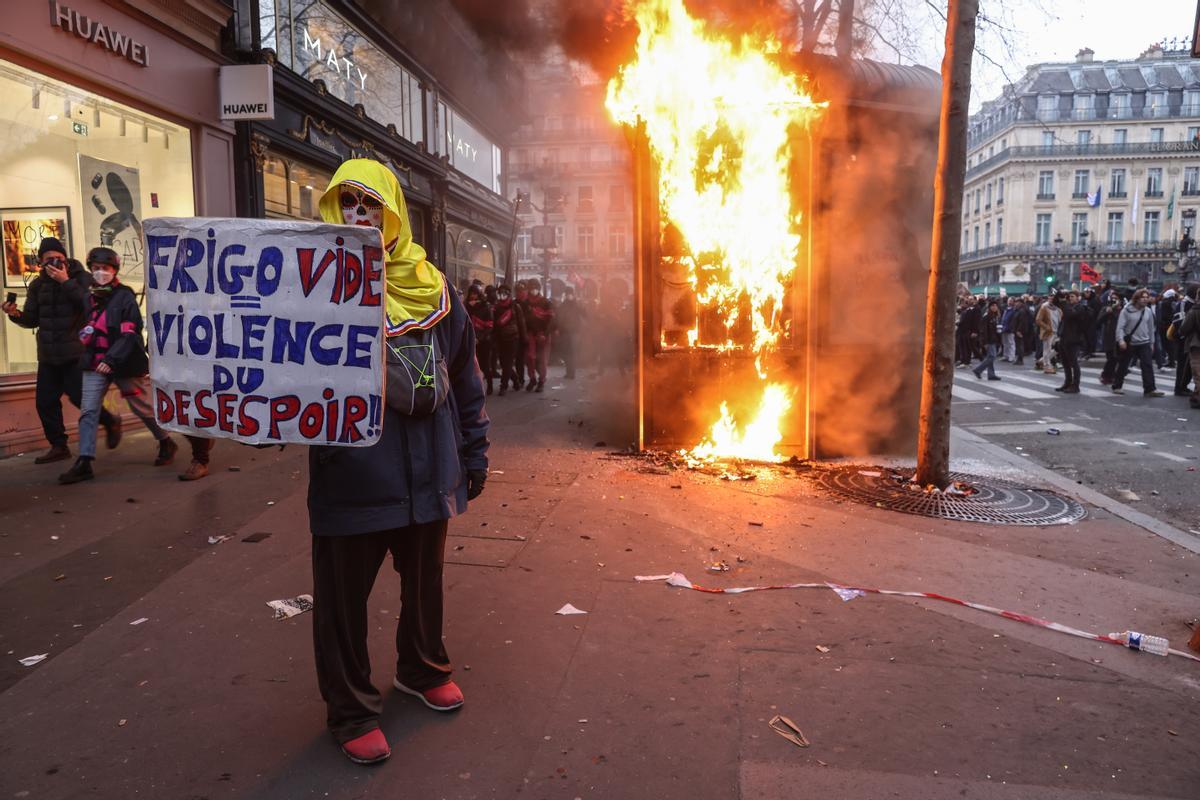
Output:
[956,279,1200,406]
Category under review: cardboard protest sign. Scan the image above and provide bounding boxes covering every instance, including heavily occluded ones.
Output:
[145,217,385,447]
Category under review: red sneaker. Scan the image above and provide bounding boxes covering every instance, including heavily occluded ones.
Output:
[340,728,390,765]
[393,678,464,711]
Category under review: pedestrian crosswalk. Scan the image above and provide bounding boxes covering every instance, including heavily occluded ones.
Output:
[951,362,1120,404]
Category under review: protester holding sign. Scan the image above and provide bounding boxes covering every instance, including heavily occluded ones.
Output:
[308,159,489,765]
[59,247,176,484]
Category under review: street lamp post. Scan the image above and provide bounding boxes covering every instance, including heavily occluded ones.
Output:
[1052,233,1063,291]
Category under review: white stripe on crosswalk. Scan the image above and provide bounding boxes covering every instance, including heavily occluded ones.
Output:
[998,371,1111,398]
[966,422,1093,435]
[958,378,1059,400]
[1153,451,1190,463]
[951,383,1005,403]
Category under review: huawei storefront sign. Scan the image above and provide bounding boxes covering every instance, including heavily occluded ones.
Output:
[48,0,150,67]
[219,64,275,121]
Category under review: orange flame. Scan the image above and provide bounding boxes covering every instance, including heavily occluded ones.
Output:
[606,0,824,462]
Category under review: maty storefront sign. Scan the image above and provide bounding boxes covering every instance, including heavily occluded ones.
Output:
[145,217,385,447]
[49,0,149,67]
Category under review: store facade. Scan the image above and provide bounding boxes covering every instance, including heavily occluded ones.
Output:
[232,0,515,293]
[0,0,237,456]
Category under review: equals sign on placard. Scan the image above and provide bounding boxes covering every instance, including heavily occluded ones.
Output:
[230,295,262,309]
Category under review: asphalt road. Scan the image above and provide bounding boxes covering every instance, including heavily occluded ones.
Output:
[951,355,1199,536]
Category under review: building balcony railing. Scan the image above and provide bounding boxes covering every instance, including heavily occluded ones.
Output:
[1109,191,1127,199]
[1071,191,1089,199]
[959,239,1178,264]
[1035,193,1055,201]
[1184,187,1200,196]
[1145,190,1164,198]
[966,139,1200,180]
[970,103,1200,148]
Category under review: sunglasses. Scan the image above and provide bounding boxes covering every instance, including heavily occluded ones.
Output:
[339,191,383,210]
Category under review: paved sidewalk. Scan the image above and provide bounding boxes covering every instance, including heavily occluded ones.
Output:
[0,372,1197,799]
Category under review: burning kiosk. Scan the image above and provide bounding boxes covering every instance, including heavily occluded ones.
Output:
[608,1,940,461]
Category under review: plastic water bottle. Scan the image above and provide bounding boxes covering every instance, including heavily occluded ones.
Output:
[1108,630,1169,656]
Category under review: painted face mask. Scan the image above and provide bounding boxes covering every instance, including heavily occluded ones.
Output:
[339,187,385,229]
[91,268,115,286]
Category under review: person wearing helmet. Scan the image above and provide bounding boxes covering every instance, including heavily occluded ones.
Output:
[58,246,177,484]
[309,159,489,765]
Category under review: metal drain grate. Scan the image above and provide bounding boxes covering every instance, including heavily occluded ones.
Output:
[810,467,1086,526]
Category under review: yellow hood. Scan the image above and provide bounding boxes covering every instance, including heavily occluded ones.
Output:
[319,158,449,336]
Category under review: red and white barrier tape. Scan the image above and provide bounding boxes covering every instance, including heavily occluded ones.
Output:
[634,572,1200,663]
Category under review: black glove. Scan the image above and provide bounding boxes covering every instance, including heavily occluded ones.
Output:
[467,469,487,500]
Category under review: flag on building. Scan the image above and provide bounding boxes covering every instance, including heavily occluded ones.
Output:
[1131,188,1140,240]
[1167,187,1175,220]
[1080,261,1100,284]
[1087,186,1102,207]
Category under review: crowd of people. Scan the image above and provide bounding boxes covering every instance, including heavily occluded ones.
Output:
[462,277,630,396]
[955,279,1200,406]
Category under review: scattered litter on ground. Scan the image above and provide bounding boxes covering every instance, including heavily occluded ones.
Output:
[1118,490,1141,502]
[19,654,48,667]
[748,521,764,527]
[707,561,731,572]
[491,470,505,475]
[207,535,234,545]
[1046,428,1061,435]
[1150,490,1160,496]
[826,583,866,602]
[1133,442,1148,447]
[129,617,149,626]
[54,574,65,582]
[228,466,241,472]
[815,645,831,654]
[638,572,1200,664]
[125,497,138,504]
[768,715,810,748]
[50,535,59,540]
[266,501,275,505]
[267,594,314,620]
[118,719,127,727]
[556,604,588,616]
[858,470,881,477]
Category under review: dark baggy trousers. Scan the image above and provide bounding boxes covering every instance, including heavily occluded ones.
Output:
[36,361,116,448]
[1112,343,1156,393]
[1059,341,1080,389]
[495,336,519,390]
[312,520,451,743]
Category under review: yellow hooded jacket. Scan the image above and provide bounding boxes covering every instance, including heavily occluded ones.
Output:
[319,159,449,336]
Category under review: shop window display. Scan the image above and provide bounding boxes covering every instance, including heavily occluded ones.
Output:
[0,59,194,375]
[263,154,332,221]
[446,223,497,289]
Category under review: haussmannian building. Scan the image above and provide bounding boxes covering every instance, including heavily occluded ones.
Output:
[959,43,1200,294]
[508,53,634,300]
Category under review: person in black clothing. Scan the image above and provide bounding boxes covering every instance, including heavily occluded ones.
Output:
[958,296,983,366]
[58,247,175,484]
[2,237,120,464]
[465,285,494,395]
[1097,292,1125,384]
[1010,297,1033,365]
[556,288,585,379]
[1056,290,1090,394]
[972,300,1002,380]
[1083,287,1101,358]
[1158,289,1178,370]
[491,284,525,395]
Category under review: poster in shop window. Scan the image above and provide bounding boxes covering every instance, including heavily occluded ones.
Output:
[1,207,71,289]
[78,155,143,284]
[144,217,386,447]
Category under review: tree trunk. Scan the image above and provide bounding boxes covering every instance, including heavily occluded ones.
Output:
[835,0,855,58]
[914,0,977,489]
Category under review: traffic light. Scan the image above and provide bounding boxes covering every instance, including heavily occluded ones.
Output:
[1045,269,1056,285]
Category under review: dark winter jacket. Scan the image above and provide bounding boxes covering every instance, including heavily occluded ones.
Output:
[523,296,555,336]
[1099,302,1123,352]
[1179,301,1200,351]
[492,298,525,341]
[307,289,489,536]
[557,298,585,336]
[979,310,1002,346]
[78,284,148,376]
[9,259,93,365]
[466,298,493,344]
[1058,301,1091,346]
[959,303,982,339]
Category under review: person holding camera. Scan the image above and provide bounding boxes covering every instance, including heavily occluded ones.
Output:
[2,237,121,464]
[1111,288,1166,397]
[58,247,177,484]
[1056,291,1090,394]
